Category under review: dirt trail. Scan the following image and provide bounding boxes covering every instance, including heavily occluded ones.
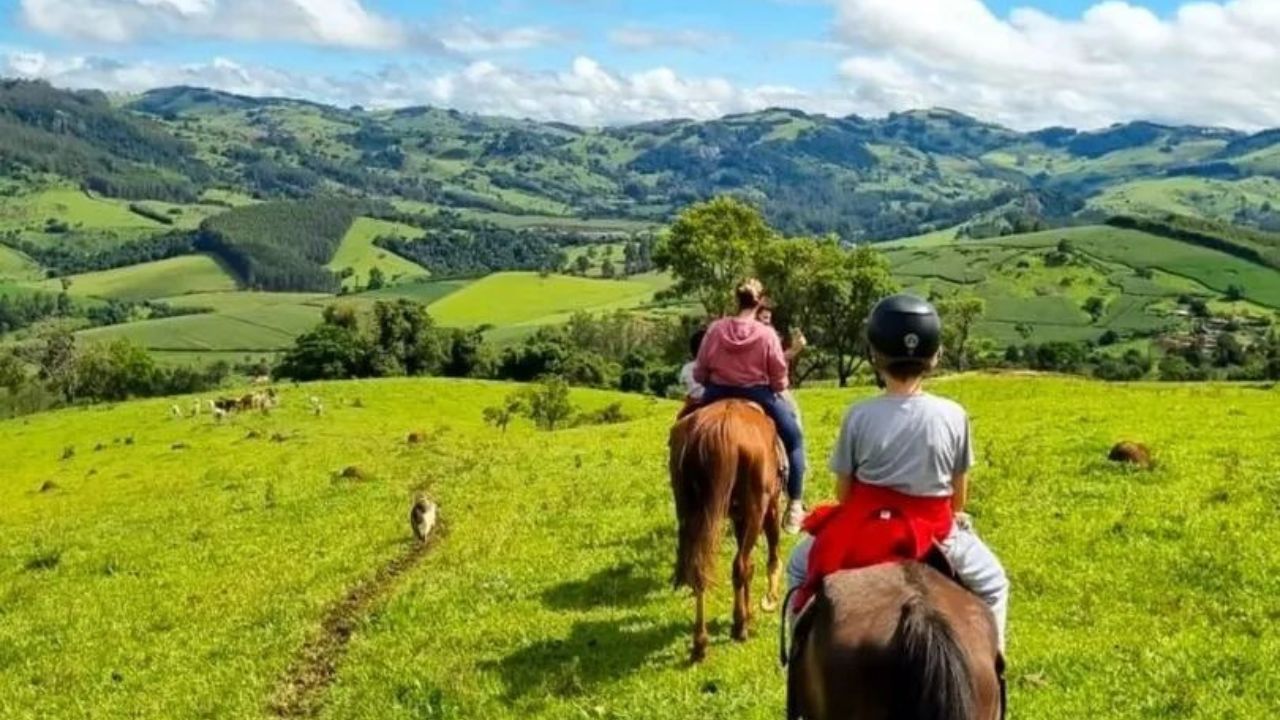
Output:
[268,536,436,717]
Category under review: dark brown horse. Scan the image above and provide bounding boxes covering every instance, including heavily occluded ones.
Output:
[787,562,1004,720]
[670,399,783,663]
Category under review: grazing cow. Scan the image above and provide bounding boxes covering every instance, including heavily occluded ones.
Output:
[170,405,183,419]
[191,399,202,417]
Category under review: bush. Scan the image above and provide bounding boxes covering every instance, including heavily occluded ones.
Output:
[519,377,575,431]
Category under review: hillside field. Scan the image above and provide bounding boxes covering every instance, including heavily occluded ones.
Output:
[1,376,1277,718]
[29,255,239,301]
[426,272,667,329]
[327,218,430,291]
[886,225,1280,345]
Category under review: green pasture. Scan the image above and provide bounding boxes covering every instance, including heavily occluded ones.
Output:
[29,255,239,302]
[0,376,1277,718]
[0,244,42,282]
[0,188,162,232]
[327,218,430,291]
[79,297,325,352]
[427,272,662,329]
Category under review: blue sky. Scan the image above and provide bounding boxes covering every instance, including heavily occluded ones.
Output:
[3,0,1279,129]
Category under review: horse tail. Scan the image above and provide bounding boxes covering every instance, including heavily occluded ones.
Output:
[671,412,737,593]
[889,596,976,720]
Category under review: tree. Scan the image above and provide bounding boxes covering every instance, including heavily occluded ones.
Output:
[600,259,617,279]
[0,350,26,391]
[936,293,986,371]
[275,324,369,381]
[483,394,524,433]
[799,242,898,386]
[442,328,493,378]
[1225,284,1245,302]
[37,328,79,402]
[72,340,160,401]
[573,255,591,276]
[1083,296,1107,323]
[520,377,575,431]
[366,266,387,291]
[368,300,445,376]
[654,195,777,315]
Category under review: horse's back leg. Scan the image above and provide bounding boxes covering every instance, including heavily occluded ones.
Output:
[692,588,709,663]
[762,495,782,612]
[731,509,764,642]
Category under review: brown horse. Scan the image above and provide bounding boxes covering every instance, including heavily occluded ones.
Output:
[670,399,783,663]
[786,562,1005,720]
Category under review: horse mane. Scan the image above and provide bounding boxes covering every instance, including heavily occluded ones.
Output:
[889,565,977,720]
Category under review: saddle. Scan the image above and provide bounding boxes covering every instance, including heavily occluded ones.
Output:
[678,397,788,484]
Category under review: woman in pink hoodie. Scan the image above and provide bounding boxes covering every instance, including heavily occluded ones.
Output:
[694,279,807,533]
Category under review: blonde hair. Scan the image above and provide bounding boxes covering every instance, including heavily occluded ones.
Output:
[735,278,764,311]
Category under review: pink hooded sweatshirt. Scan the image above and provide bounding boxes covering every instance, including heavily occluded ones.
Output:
[693,317,790,393]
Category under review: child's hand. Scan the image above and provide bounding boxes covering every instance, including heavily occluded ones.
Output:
[954,512,974,532]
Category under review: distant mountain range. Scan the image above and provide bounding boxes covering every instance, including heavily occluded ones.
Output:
[4,79,1280,241]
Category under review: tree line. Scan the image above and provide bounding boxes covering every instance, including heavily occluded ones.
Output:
[0,331,228,419]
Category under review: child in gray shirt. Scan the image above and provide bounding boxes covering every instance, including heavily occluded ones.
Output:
[786,295,1009,650]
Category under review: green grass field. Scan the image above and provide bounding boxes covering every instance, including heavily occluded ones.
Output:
[29,255,239,301]
[79,296,325,352]
[327,218,430,291]
[0,244,42,282]
[1,376,1277,718]
[0,188,163,232]
[427,273,662,329]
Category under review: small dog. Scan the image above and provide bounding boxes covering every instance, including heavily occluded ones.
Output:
[410,493,438,543]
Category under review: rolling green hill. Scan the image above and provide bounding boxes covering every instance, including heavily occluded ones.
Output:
[1,376,1277,718]
[28,254,238,301]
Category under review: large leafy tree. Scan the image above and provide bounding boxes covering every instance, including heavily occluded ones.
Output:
[655,195,777,316]
[802,243,899,387]
[935,293,987,371]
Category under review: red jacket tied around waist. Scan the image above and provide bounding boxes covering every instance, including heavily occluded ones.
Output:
[794,481,954,611]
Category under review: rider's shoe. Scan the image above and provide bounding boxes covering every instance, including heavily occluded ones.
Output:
[783,499,806,534]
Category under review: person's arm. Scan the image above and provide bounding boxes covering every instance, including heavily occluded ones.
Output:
[951,471,969,514]
[829,411,857,502]
[952,411,976,515]
[693,326,714,385]
[765,331,789,392]
[784,329,807,363]
[835,472,855,503]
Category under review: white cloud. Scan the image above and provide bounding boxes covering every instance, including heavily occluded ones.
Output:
[831,0,1280,129]
[1,50,833,126]
[609,26,732,52]
[440,23,573,53]
[18,0,439,51]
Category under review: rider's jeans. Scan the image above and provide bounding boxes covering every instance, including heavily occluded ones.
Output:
[785,523,1010,651]
[700,383,806,501]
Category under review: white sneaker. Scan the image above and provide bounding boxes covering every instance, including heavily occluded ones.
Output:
[783,500,806,535]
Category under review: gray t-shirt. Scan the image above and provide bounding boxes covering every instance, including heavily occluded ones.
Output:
[828,393,974,498]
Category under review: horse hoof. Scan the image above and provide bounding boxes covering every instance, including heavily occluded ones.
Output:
[691,644,707,664]
[762,597,778,613]
[732,627,749,643]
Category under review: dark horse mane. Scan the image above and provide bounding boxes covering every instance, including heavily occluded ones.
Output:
[787,561,998,720]
[889,564,977,720]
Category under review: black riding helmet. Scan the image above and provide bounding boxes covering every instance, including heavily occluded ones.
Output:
[866,294,942,361]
